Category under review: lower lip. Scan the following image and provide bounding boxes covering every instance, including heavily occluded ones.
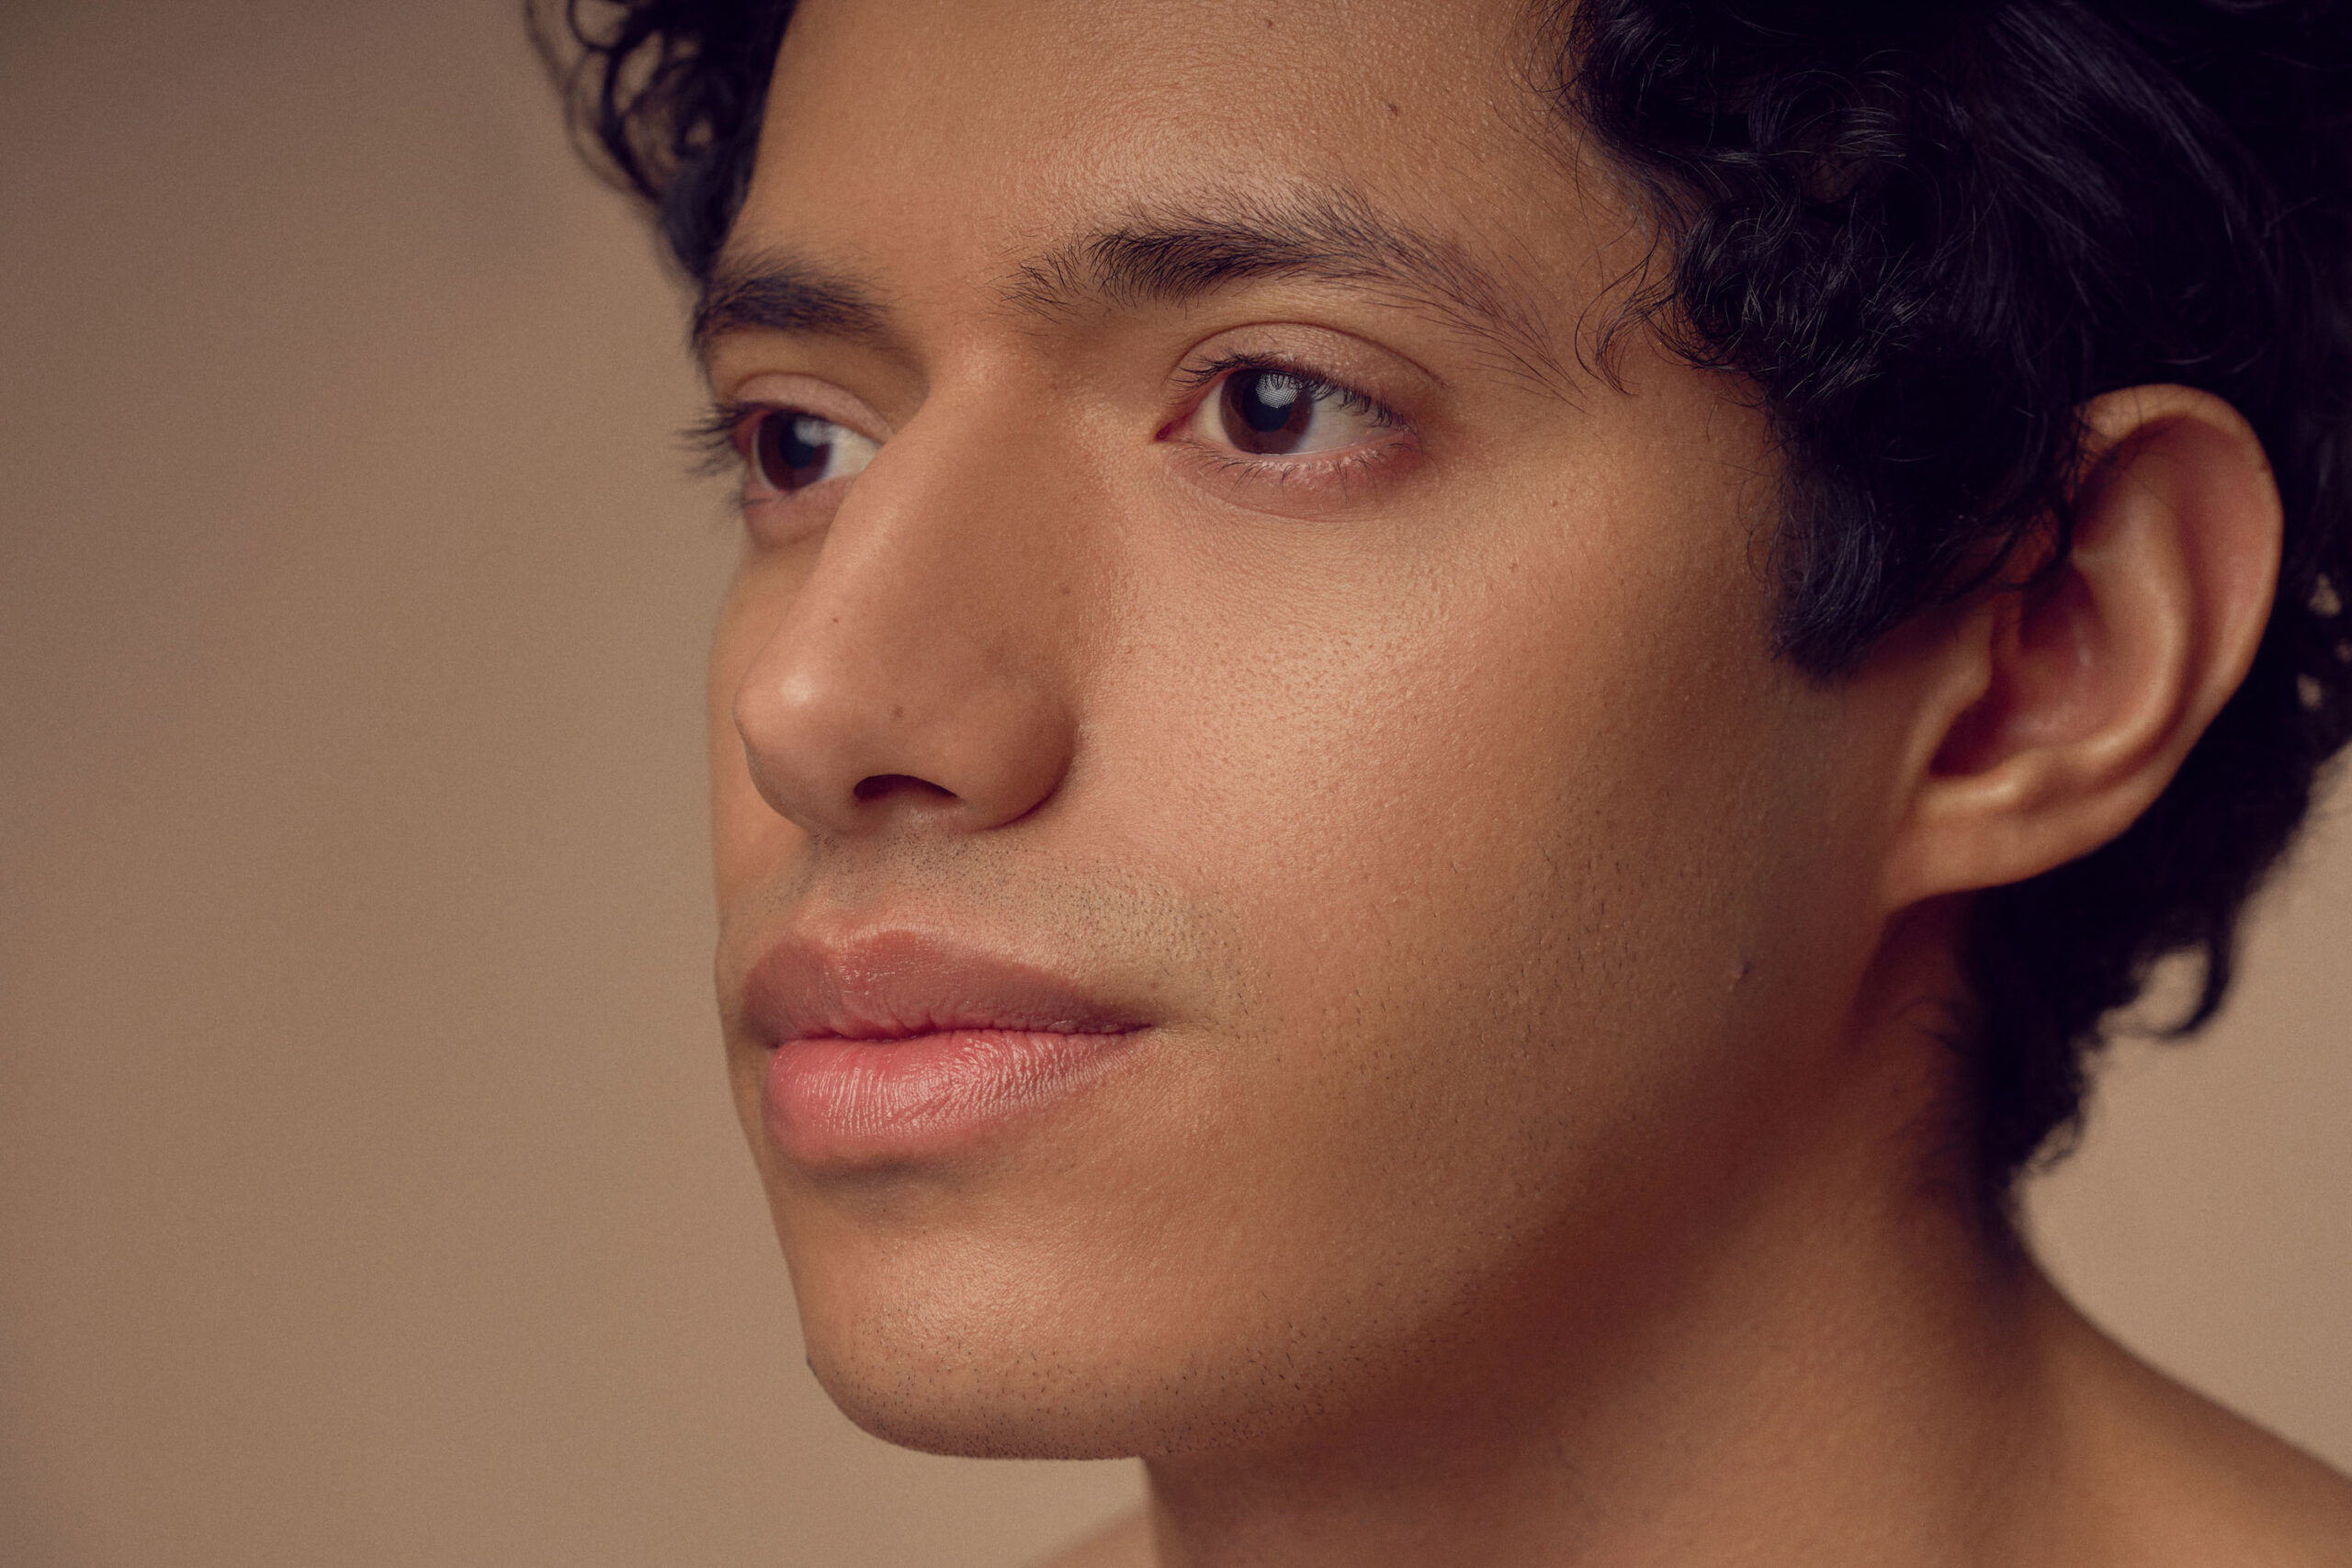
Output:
[763,1027,1139,1167]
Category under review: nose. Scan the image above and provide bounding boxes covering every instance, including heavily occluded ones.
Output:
[728,402,1083,841]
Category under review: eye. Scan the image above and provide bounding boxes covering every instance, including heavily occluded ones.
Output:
[1184,366,1394,458]
[745,409,877,492]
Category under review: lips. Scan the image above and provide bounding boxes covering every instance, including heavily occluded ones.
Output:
[742,929,1149,1168]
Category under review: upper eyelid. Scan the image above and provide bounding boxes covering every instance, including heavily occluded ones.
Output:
[1176,351,1371,401]
[1170,317,1442,402]
[703,367,892,431]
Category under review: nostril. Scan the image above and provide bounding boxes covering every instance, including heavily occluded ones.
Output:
[852,773,958,805]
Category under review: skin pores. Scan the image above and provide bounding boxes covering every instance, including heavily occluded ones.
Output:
[704,0,1905,1464]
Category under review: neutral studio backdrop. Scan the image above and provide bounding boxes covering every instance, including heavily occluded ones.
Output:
[1,5,2345,1564]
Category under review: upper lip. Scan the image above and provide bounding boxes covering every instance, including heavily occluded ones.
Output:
[741,928,1149,1046]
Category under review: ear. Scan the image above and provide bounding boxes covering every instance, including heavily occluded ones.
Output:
[1877,385,2282,909]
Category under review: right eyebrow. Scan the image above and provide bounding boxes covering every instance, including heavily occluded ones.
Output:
[692,254,895,368]
[1004,187,1575,394]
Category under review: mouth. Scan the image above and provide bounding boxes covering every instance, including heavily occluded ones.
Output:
[741,928,1151,1168]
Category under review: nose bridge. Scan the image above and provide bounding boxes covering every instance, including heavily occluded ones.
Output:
[730,384,1089,838]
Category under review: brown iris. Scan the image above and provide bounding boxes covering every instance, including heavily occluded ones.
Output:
[1218,369,1317,455]
[753,411,843,491]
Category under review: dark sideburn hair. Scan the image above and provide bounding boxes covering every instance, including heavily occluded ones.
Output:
[542,0,2352,1213]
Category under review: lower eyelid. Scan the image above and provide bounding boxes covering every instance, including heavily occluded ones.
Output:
[1179,429,1419,492]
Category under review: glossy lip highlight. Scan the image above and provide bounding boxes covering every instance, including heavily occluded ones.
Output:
[742,931,1152,1168]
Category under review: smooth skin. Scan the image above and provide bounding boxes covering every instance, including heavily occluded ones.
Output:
[695,0,2352,1562]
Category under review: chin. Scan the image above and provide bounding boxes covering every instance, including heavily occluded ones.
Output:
[808,1359,1148,1462]
[782,1209,1371,1463]
[794,1282,1175,1461]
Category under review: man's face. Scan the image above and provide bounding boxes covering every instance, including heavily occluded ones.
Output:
[706,0,1890,1459]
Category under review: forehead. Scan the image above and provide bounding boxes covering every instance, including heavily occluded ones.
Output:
[746,0,1593,297]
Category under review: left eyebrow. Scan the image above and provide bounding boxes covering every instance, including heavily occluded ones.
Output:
[1001,187,1571,392]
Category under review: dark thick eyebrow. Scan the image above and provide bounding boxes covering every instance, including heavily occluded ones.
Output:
[692,254,893,367]
[1003,188,1570,391]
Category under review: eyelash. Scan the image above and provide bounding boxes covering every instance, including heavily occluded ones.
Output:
[683,400,769,477]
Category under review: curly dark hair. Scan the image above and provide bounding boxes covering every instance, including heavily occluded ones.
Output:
[541,0,2352,1207]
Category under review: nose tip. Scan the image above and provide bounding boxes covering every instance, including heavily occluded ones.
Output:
[730,624,1077,840]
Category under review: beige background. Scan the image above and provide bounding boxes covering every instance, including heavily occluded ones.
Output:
[0,5,2343,1564]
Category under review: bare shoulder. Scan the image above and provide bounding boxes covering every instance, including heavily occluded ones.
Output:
[2043,1290,2352,1566]
[1031,1508,1153,1568]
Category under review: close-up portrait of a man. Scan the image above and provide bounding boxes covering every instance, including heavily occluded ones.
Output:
[11,0,2352,1558]
[519,6,2352,1561]
[526,0,2352,1561]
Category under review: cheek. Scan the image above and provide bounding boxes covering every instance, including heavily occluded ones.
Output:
[1066,472,1831,1291]
[1114,492,1792,1051]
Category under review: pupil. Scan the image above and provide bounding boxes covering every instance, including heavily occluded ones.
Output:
[1222,370,1314,455]
[755,412,833,491]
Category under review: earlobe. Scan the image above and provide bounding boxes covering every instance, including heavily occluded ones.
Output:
[1880,385,2282,909]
